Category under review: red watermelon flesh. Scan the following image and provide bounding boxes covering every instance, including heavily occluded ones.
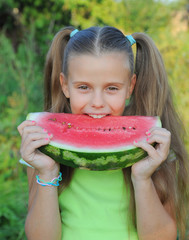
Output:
[27,112,161,151]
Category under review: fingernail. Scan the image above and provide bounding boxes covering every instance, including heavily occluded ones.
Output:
[32,121,35,124]
[48,133,53,137]
[45,138,49,141]
[146,138,149,142]
[133,140,138,143]
[43,129,47,132]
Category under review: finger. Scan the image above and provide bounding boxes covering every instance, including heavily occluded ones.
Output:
[20,138,51,159]
[17,120,36,135]
[22,125,49,140]
[147,128,171,146]
[146,134,170,145]
[146,127,171,137]
[24,138,51,158]
[22,132,53,150]
[133,141,166,169]
[147,135,170,159]
[134,141,161,161]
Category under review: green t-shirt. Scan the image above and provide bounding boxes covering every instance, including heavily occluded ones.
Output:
[59,168,138,240]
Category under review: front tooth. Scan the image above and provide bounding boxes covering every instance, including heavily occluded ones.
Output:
[90,115,105,118]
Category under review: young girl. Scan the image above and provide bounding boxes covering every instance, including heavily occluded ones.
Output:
[17,26,188,240]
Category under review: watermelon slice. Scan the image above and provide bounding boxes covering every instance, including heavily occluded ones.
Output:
[27,113,161,171]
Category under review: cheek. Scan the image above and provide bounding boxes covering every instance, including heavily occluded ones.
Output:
[69,93,88,113]
[115,100,126,111]
[112,90,128,106]
[108,96,126,114]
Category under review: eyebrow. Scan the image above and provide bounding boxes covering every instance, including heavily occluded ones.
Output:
[72,81,125,85]
[72,81,88,84]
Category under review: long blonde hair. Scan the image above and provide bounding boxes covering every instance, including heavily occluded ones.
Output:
[43,26,189,239]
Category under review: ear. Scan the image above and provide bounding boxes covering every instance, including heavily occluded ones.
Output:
[60,72,70,98]
[127,74,136,98]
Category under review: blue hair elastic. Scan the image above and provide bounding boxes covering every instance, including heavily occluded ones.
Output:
[126,35,136,46]
[70,29,79,38]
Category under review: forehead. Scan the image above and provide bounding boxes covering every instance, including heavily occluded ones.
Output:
[68,53,130,79]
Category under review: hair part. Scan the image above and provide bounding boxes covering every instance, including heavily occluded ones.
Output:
[63,26,134,77]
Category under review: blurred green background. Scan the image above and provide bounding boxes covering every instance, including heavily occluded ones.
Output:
[0,0,188,239]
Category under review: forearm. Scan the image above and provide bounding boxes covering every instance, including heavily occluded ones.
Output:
[132,178,177,240]
[25,172,62,240]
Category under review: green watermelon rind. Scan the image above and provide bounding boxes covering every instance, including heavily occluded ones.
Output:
[39,144,149,171]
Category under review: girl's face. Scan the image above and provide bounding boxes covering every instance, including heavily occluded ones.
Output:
[60,53,136,117]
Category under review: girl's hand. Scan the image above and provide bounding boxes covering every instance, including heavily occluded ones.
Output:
[17,120,60,175]
[131,127,171,183]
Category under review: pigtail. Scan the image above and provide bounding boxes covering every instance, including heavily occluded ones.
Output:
[44,26,75,113]
[43,27,76,192]
[126,33,168,116]
[125,33,189,239]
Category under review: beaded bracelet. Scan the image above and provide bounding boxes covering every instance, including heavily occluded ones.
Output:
[36,172,62,186]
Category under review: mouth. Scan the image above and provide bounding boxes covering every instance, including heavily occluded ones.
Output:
[85,114,110,119]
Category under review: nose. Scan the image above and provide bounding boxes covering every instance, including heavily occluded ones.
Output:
[91,91,105,109]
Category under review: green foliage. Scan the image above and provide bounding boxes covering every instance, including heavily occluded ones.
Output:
[0,28,44,174]
[0,29,43,116]
[120,0,173,35]
[63,0,125,29]
[0,177,28,240]
[0,30,43,239]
